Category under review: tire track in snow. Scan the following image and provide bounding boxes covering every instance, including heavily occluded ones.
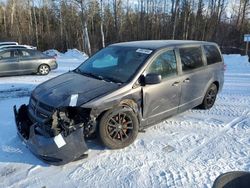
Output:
[55,102,250,188]
[140,111,250,188]
[170,112,250,187]
[181,111,249,162]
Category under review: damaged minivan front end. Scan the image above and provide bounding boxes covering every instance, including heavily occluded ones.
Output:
[14,103,93,165]
[13,70,120,165]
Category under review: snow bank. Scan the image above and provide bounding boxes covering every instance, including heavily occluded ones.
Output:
[43,49,62,57]
[43,49,89,64]
[63,49,88,60]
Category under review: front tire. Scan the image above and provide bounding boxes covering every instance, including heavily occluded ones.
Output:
[38,64,50,75]
[199,83,218,109]
[98,107,139,149]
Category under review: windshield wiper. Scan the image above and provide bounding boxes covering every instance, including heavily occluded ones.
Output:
[74,69,103,80]
[74,69,123,84]
[102,76,123,84]
[85,72,103,80]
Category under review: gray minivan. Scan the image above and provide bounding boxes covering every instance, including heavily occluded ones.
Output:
[14,40,224,165]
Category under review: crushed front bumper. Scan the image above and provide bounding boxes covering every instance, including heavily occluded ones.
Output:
[13,105,88,165]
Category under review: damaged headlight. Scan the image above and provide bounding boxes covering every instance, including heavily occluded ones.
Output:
[48,107,91,137]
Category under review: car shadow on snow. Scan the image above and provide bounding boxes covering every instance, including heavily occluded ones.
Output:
[85,138,106,151]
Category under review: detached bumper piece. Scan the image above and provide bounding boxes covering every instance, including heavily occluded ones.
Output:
[13,105,89,165]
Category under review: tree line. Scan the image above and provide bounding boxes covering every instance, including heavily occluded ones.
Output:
[0,0,249,54]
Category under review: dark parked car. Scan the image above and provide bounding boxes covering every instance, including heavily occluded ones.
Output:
[0,48,57,76]
[14,40,224,165]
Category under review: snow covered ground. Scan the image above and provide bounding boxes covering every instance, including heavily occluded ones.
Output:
[0,54,249,188]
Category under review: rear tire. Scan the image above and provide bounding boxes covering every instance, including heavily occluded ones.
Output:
[199,83,218,109]
[38,64,50,75]
[98,107,139,149]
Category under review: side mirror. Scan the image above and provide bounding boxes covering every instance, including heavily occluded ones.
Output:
[144,73,162,85]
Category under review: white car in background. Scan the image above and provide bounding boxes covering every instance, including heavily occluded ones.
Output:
[0,45,36,51]
[0,42,18,46]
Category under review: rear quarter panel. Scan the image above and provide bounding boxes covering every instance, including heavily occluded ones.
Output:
[201,44,224,96]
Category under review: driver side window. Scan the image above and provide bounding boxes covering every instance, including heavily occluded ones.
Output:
[147,50,177,79]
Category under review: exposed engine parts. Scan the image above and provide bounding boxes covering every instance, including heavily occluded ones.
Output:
[14,104,92,165]
[14,104,94,139]
[48,107,91,137]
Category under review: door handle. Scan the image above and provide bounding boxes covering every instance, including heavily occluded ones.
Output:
[183,78,190,83]
[172,82,180,86]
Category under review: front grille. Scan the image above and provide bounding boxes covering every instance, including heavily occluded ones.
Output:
[30,96,36,111]
[39,101,54,112]
[29,95,55,122]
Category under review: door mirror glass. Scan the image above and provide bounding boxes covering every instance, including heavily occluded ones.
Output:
[145,73,162,85]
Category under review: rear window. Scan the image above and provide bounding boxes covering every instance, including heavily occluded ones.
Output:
[179,47,204,71]
[19,50,32,57]
[20,49,44,57]
[204,45,222,65]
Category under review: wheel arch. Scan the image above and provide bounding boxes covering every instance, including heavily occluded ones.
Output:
[95,99,142,128]
[199,81,218,109]
[97,99,140,149]
[202,79,219,98]
[213,81,219,90]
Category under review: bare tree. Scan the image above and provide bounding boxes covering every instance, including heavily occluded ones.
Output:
[0,0,249,53]
[73,0,91,55]
[32,0,39,47]
[100,0,105,48]
[172,0,180,39]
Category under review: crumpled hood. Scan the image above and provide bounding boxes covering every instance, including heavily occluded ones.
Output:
[32,71,120,107]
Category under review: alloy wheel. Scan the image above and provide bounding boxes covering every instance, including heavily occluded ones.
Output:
[39,65,50,75]
[106,112,134,142]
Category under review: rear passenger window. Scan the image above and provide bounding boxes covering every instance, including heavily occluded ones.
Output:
[179,47,203,71]
[204,45,222,65]
[19,50,31,57]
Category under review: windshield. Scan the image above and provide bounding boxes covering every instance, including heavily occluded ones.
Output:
[76,46,152,83]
